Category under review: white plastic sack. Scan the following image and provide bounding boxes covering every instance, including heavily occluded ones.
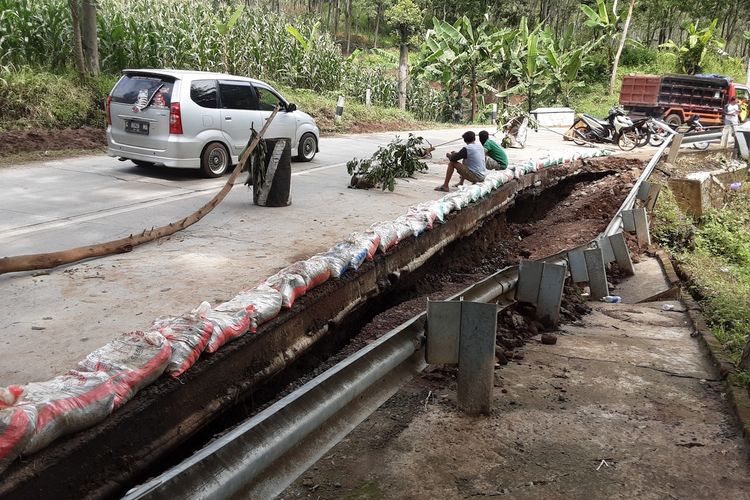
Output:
[392,218,415,241]
[370,222,400,252]
[315,249,350,278]
[151,313,214,378]
[265,271,308,308]
[202,306,253,353]
[345,231,380,262]
[77,330,171,408]
[17,370,116,454]
[284,259,332,291]
[217,285,283,329]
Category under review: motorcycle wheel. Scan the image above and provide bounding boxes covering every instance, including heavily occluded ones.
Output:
[693,141,710,150]
[649,128,666,146]
[636,128,650,147]
[573,128,590,146]
[618,131,638,151]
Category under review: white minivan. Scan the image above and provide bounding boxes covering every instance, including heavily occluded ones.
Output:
[106,69,320,177]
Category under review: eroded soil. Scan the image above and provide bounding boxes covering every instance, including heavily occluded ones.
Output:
[0,127,106,156]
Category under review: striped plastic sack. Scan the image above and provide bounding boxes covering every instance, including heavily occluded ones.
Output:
[265,270,308,308]
[150,313,214,378]
[0,387,33,474]
[370,222,400,253]
[314,249,350,279]
[17,370,116,455]
[77,331,171,408]
[283,259,332,291]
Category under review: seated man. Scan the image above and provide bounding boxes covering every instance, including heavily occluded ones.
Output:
[435,130,486,192]
[479,130,508,170]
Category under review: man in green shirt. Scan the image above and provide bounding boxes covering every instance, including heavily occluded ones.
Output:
[479,130,508,170]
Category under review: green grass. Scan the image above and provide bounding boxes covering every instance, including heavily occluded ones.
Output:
[653,184,750,376]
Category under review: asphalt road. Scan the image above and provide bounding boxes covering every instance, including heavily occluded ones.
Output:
[1,128,476,256]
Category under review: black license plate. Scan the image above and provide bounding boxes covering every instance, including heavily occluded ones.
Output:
[125,120,150,135]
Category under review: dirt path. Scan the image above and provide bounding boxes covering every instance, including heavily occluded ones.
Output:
[281,259,750,499]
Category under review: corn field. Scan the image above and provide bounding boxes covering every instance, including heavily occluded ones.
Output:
[0,0,444,119]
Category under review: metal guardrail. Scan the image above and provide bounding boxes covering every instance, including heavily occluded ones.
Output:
[124,142,672,499]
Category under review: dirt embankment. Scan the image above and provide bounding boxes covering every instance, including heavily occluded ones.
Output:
[0,127,106,156]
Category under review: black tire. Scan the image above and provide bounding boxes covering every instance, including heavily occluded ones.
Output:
[132,160,154,168]
[618,131,638,151]
[572,128,589,146]
[636,127,650,147]
[665,114,682,129]
[649,127,666,146]
[200,142,230,178]
[296,132,317,162]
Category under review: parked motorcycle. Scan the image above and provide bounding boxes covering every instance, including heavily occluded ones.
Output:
[571,107,638,151]
[683,115,710,150]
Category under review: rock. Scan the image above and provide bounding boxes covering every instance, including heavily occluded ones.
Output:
[513,351,525,360]
[504,350,515,360]
[511,313,526,329]
[541,333,558,345]
[495,347,509,365]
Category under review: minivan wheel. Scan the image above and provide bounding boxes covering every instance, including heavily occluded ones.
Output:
[201,142,230,178]
[297,133,317,162]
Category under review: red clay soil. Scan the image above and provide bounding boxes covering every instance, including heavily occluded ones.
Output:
[0,127,106,156]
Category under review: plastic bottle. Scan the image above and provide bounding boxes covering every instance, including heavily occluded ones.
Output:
[600,295,622,303]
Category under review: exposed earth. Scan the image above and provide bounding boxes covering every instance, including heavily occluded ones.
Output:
[0,126,106,156]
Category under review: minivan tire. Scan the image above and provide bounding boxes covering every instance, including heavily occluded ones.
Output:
[201,142,230,178]
[297,133,317,162]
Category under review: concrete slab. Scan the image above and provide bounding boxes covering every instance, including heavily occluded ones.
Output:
[613,257,669,304]
[282,296,749,500]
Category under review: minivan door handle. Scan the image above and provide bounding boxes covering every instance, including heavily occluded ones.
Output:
[225,116,232,121]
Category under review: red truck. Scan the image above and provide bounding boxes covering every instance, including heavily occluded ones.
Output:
[619,74,749,127]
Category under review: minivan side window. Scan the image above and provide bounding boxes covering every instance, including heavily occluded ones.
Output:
[255,87,285,111]
[191,80,218,108]
[219,81,256,110]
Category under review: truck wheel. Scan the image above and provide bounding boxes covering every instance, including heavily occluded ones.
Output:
[201,142,230,178]
[665,114,682,129]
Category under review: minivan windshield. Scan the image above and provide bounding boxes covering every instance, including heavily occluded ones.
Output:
[111,74,174,108]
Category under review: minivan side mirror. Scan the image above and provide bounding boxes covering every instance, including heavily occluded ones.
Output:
[286,103,297,112]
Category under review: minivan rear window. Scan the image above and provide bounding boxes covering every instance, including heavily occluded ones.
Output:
[111,74,174,107]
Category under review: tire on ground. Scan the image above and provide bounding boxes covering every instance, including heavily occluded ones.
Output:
[296,133,317,162]
[201,142,230,178]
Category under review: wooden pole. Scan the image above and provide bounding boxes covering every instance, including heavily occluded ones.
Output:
[0,109,279,276]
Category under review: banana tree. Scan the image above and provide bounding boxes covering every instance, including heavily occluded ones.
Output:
[420,15,499,121]
[540,25,601,106]
[661,19,725,75]
[498,19,549,115]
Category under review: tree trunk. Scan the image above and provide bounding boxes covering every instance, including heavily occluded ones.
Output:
[0,109,279,276]
[470,66,477,122]
[609,0,636,95]
[345,0,352,54]
[333,0,340,37]
[374,2,382,49]
[398,38,408,110]
[81,0,99,75]
[68,0,85,79]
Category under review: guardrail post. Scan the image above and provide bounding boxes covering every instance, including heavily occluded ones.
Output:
[567,248,588,283]
[365,89,372,107]
[426,300,497,415]
[608,232,635,275]
[584,247,609,300]
[517,260,567,326]
[335,96,345,123]
[632,207,651,248]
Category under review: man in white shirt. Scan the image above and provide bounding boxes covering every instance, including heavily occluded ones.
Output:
[726,97,740,126]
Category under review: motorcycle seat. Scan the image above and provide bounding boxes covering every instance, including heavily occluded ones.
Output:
[583,114,611,127]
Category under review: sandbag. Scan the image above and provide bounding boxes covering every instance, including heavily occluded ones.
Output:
[0,406,34,474]
[150,313,214,378]
[283,259,332,291]
[314,249,350,279]
[216,285,283,329]
[370,222,400,253]
[201,306,253,353]
[345,231,380,262]
[265,271,307,308]
[17,370,116,454]
[392,218,415,241]
[77,331,171,408]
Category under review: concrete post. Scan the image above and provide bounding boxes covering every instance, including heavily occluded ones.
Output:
[667,134,684,163]
[335,96,345,123]
[516,260,544,304]
[584,247,609,300]
[457,301,497,415]
[645,183,661,211]
[491,103,498,123]
[608,232,635,276]
[567,248,589,283]
[365,89,371,107]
